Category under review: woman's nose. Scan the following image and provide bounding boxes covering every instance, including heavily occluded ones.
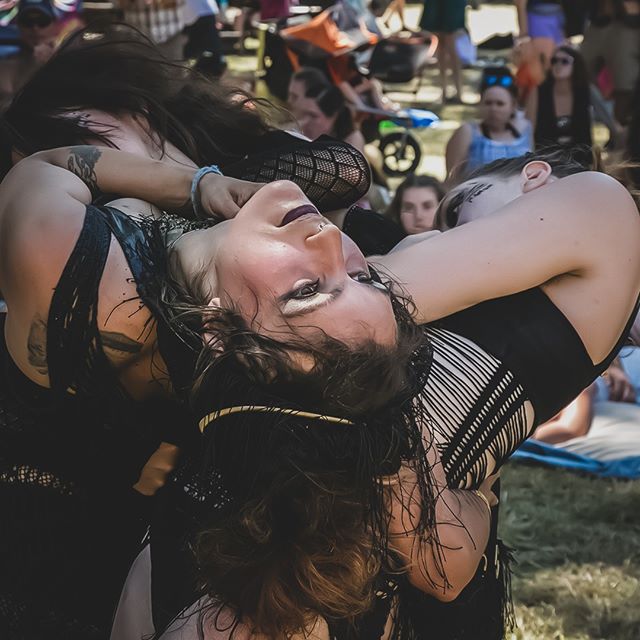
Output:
[306,222,345,264]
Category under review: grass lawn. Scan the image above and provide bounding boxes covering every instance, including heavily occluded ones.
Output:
[500,463,640,639]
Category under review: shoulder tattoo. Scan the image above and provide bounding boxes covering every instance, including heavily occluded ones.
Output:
[27,314,48,376]
[67,146,103,199]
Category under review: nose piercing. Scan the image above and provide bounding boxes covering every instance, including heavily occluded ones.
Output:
[318,221,327,231]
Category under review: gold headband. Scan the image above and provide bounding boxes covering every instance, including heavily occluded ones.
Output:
[199,405,355,433]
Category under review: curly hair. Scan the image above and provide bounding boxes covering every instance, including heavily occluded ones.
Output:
[142,221,441,638]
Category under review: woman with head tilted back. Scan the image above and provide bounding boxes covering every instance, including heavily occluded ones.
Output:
[0,25,378,640]
[4,140,637,640]
[2,26,640,640]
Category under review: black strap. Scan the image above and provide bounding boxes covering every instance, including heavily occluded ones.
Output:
[46,205,112,396]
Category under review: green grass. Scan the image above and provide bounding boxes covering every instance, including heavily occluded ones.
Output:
[500,464,640,639]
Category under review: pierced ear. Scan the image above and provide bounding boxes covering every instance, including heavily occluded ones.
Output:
[521,161,554,193]
[202,297,224,352]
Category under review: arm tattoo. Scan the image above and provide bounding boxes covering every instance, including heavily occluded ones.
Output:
[27,314,48,376]
[100,330,144,355]
[67,146,103,199]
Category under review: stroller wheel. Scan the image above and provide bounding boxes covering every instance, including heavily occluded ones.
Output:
[379,131,422,176]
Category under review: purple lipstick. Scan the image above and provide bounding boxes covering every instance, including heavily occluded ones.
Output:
[280,204,320,226]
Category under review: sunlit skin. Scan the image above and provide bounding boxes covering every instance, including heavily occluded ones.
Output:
[291,96,337,141]
[399,186,442,235]
[171,180,397,348]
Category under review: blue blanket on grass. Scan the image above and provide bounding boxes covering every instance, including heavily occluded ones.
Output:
[511,439,640,479]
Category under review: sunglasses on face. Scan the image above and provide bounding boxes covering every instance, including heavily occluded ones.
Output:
[484,75,514,88]
[551,56,573,66]
[18,13,53,28]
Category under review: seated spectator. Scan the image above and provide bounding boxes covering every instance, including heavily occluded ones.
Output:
[0,0,81,102]
[289,76,365,152]
[445,72,533,179]
[527,45,592,147]
[386,174,445,235]
[533,348,640,460]
[287,67,329,110]
[16,0,61,59]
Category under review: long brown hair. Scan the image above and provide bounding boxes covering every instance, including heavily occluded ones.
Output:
[0,23,273,179]
[143,225,441,638]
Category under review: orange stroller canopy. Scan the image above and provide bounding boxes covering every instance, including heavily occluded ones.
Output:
[282,7,378,58]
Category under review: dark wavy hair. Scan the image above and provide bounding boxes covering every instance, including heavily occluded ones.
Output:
[546,45,590,94]
[386,173,445,228]
[302,80,356,142]
[0,23,273,180]
[141,222,442,638]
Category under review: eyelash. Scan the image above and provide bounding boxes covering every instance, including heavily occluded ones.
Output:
[289,272,373,300]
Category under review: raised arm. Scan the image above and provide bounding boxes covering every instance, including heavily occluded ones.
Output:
[0,146,261,386]
[374,172,640,364]
[387,438,496,601]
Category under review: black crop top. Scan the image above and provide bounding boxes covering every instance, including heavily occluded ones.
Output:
[0,205,190,639]
[426,288,636,489]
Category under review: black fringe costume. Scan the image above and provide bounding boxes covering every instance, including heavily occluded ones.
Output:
[0,132,635,640]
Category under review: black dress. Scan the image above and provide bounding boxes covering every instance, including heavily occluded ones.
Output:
[0,206,190,640]
[534,79,592,148]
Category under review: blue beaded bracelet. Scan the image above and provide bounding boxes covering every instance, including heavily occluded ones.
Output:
[191,165,223,219]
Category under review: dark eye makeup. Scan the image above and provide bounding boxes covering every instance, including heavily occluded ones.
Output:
[287,271,374,301]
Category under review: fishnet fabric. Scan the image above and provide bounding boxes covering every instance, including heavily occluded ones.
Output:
[224,137,372,213]
[423,327,532,489]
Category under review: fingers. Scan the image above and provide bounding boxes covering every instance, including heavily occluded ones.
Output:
[198,176,264,219]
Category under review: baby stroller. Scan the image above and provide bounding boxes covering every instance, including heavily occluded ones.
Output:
[258,1,439,176]
[355,31,439,175]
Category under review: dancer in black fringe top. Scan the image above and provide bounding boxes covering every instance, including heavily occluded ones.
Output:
[2,139,636,640]
[1,27,639,639]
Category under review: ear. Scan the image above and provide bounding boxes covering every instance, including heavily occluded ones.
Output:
[202,297,224,352]
[520,160,554,193]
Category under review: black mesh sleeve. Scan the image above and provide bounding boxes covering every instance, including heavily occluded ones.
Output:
[222,132,372,213]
